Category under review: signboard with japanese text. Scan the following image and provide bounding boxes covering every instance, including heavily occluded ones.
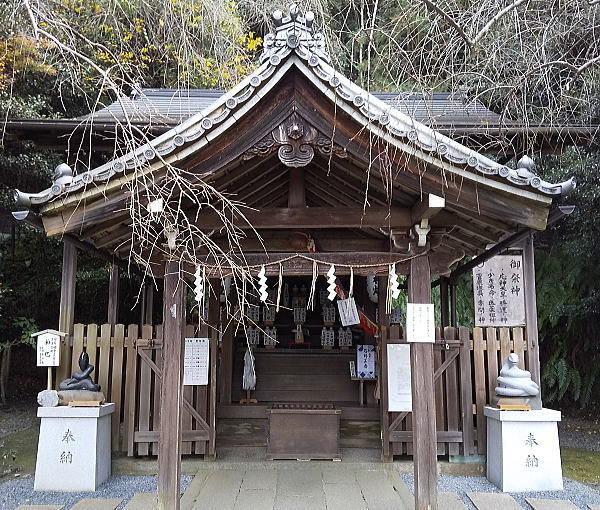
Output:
[387,344,412,412]
[183,337,209,386]
[337,297,360,326]
[472,255,525,327]
[356,345,376,379]
[37,332,60,367]
[406,303,435,343]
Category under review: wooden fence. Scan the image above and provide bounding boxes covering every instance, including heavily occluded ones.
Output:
[380,325,529,457]
[65,323,217,456]
[64,323,529,457]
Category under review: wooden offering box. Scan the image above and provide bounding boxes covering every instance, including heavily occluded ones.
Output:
[267,403,341,460]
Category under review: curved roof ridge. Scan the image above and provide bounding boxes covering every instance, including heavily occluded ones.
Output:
[14,5,574,209]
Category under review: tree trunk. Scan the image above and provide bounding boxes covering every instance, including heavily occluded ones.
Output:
[0,346,12,406]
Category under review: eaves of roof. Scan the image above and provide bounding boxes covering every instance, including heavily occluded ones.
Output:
[14,13,575,211]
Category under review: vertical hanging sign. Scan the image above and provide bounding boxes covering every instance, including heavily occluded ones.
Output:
[337,297,360,326]
[184,337,209,386]
[406,303,435,343]
[472,255,525,327]
[387,344,412,411]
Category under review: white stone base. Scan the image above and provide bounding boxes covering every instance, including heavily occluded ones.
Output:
[34,403,114,492]
[485,407,563,492]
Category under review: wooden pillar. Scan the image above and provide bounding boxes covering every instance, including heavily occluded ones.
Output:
[157,261,186,510]
[522,233,541,388]
[408,255,437,510]
[57,240,77,385]
[440,277,450,328]
[449,283,457,327]
[107,264,119,326]
[377,275,391,461]
[208,279,220,458]
[219,285,237,404]
[140,280,154,326]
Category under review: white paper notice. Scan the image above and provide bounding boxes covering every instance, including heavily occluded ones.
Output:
[387,344,412,412]
[184,337,209,386]
[37,333,60,367]
[337,297,360,326]
[406,303,435,343]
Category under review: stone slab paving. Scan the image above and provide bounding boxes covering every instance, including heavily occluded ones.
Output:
[180,471,209,510]
[589,506,600,510]
[233,489,276,510]
[468,492,524,510]
[15,506,64,510]
[191,470,244,510]
[68,499,122,510]
[121,493,156,510]
[356,470,407,510]
[439,492,469,509]
[526,498,580,509]
[323,483,368,510]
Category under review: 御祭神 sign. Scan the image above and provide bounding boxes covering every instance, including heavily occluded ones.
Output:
[406,303,435,343]
[472,255,525,327]
[183,337,209,386]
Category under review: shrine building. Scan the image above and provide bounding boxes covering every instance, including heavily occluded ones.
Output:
[11,6,581,510]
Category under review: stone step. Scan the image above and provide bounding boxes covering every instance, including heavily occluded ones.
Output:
[467,492,522,510]
[69,498,123,510]
[439,492,469,509]
[122,493,157,510]
[526,498,579,509]
[588,505,600,510]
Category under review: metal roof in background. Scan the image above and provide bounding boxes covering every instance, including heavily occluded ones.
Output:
[82,88,507,128]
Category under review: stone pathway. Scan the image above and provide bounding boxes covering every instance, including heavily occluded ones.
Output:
[8,470,600,509]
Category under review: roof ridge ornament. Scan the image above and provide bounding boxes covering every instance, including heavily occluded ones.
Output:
[260,4,330,65]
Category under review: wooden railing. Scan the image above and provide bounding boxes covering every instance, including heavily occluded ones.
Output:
[65,323,216,456]
[381,325,528,457]
[63,323,530,457]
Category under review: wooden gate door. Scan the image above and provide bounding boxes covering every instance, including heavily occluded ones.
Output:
[380,325,474,459]
[130,324,217,457]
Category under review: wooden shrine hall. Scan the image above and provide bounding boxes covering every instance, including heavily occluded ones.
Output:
[13,6,577,510]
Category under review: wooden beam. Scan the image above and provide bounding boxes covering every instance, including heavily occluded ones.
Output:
[408,255,437,510]
[207,235,388,253]
[192,207,412,230]
[107,264,119,326]
[194,251,460,277]
[57,240,77,386]
[412,193,445,224]
[522,233,541,388]
[158,260,186,510]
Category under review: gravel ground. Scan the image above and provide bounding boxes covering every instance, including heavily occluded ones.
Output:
[0,475,192,510]
[401,474,600,510]
[559,417,600,452]
[0,401,38,439]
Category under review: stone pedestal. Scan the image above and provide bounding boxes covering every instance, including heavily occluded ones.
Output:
[34,403,114,491]
[485,407,563,492]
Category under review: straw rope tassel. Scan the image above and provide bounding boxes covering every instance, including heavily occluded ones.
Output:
[308,260,318,310]
[276,263,283,313]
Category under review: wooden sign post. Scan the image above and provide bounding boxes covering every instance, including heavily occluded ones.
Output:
[33,329,66,390]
